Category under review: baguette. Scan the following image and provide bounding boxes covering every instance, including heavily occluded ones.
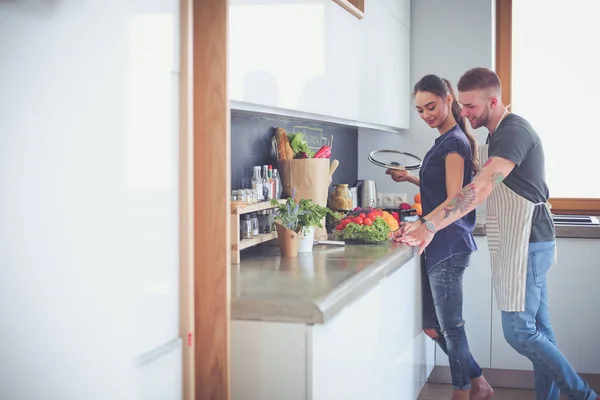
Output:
[275,127,294,160]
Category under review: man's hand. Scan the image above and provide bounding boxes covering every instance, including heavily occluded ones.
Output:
[396,222,435,254]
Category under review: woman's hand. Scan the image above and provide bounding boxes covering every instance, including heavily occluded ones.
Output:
[385,168,415,183]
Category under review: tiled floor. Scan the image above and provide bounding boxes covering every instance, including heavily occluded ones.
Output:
[418,383,536,400]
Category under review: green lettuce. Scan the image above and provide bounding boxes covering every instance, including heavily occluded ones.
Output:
[288,133,315,158]
[334,217,391,243]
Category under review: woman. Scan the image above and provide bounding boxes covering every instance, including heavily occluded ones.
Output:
[388,75,493,400]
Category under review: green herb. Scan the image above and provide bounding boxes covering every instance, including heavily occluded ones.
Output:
[288,133,315,158]
[334,217,390,243]
[297,198,339,233]
[271,189,338,233]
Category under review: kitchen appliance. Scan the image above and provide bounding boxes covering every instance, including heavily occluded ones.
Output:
[368,149,422,171]
[354,179,377,208]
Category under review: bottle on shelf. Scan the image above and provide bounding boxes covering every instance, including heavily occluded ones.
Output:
[272,168,282,199]
[262,165,271,200]
[268,165,275,200]
[251,166,263,202]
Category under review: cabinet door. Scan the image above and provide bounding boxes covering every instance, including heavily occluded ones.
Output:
[358,0,410,128]
[435,237,492,368]
[491,238,600,373]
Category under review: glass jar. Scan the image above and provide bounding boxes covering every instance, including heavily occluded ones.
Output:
[240,214,253,240]
[238,189,247,204]
[330,184,352,212]
[231,189,238,201]
[257,210,272,234]
[251,213,259,236]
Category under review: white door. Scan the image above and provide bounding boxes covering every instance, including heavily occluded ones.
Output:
[0,1,181,399]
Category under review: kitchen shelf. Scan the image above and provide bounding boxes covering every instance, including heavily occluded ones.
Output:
[237,231,278,251]
[231,199,285,264]
[232,199,285,215]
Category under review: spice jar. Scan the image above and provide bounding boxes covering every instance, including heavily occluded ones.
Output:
[240,214,253,240]
[258,210,272,234]
[251,213,259,236]
[238,190,248,204]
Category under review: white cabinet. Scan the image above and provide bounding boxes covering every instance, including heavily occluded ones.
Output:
[435,237,493,368]
[311,255,435,400]
[231,256,436,400]
[358,1,410,128]
[490,238,600,373]
[228,0,411,128]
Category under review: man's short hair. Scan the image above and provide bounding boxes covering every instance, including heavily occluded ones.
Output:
[457,67,502,96]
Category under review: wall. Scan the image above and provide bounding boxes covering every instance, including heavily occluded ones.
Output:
[230,112,358,191]
[0,2,181,399]
[229,0,411,129]
[357,0,495,208]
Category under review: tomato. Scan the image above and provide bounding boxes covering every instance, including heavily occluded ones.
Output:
[367,212,377,220]
[341,218,351,225]
[353,217,364,225]
[359,213,366,218]
[363,218,373,226]
[336,224,344,230]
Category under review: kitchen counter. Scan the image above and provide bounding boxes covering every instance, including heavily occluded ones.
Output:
[474,220,600,239]
[230,241,433,400]
[231,241,417,324]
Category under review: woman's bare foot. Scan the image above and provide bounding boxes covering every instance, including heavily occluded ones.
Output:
[470,376,494,400]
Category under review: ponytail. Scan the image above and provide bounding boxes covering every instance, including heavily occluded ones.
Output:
[442,78,480,175]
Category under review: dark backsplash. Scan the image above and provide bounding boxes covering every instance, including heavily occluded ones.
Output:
[230,110,358,191]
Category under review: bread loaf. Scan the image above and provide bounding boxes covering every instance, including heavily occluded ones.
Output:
[275,127,294,160]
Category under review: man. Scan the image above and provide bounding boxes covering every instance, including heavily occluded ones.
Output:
[399,67,598,400]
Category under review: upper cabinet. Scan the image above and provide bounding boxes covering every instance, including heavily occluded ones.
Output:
[228,0,411,129]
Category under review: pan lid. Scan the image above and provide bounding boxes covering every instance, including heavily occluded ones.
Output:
[368,150,422,171]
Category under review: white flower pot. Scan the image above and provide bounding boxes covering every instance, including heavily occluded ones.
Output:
[297,226,315,253]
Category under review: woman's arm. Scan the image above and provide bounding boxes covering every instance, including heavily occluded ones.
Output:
[423,153,464,220]
[386,169,420,187]
[399,153,464,236]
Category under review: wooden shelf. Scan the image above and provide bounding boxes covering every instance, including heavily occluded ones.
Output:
[231,199,285,264]
[231,199,285,215]
[236,231,278,251]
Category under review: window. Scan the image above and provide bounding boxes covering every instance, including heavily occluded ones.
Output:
[497,0,600,214]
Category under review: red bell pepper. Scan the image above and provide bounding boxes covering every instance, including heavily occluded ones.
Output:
[313,145,331,158]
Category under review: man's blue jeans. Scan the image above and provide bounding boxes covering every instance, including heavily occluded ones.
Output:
[501,241,598,400]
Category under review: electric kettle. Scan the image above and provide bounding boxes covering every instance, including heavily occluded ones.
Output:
[353,179,377,208]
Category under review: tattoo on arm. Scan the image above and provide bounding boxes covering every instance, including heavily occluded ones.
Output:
[491,171,505,186]
[442,183,478,219]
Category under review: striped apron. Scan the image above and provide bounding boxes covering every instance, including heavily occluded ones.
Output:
[479,144,549,311]
[479,112,555,312]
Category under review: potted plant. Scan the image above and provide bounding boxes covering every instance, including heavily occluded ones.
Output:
[271,191,338,256]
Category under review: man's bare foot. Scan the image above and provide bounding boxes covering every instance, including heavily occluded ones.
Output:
[470,376,494,400]
[450,389,469,400]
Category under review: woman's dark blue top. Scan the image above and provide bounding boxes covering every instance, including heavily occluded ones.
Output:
[419,125,477,271]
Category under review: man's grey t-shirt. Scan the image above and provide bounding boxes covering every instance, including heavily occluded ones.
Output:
[486,113,555,242]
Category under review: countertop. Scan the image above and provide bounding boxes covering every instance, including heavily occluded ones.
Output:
[231,242,416,325]
[474,221,600,239]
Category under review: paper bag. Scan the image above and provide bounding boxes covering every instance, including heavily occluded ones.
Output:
[278,158,332,240]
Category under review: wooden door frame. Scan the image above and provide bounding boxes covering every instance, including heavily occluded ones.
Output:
[180,0,230,399]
